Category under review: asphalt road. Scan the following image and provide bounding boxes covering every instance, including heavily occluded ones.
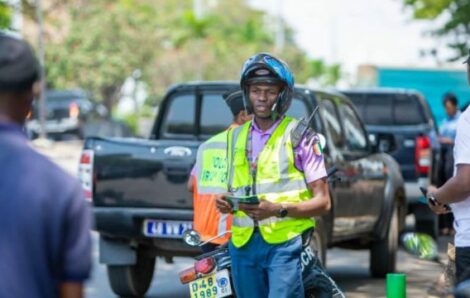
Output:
[85,231,445,298]
[34,140,446,298]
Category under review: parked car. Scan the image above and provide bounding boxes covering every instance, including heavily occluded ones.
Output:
[342,88,442,238]
[79,82,406,297]
[27,89,94,139]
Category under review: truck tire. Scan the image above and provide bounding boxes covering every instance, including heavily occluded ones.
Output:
[107,249,156,297]
[370,202,398,278]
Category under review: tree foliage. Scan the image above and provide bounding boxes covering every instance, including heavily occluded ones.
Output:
[0,0,12,29]
[404,0,470,60]
[23,0,342,112]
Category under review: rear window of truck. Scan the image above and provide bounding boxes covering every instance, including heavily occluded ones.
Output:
[347,93,427,126]
[161,93,197,136]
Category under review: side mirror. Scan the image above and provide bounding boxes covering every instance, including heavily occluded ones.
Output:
[182,229,202,247]
[401,232,439,261]
[369,132,397,153]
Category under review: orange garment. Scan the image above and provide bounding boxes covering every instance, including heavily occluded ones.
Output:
[192,175,232,245]
[192,124,239,245]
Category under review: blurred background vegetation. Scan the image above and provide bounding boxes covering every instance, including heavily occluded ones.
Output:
[3,0,342,118]
[1,0,469,132]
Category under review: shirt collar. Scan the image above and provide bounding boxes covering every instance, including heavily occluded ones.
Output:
[0,122,27,137]
[251,116,284,135]
[448,111,461,121]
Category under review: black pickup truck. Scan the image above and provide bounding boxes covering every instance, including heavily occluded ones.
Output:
[79,82,406,297]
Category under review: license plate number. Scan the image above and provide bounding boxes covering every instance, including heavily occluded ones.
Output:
[142,219,192,238]
[189,269,232,298]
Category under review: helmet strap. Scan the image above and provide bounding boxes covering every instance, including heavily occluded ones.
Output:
[270,102,279,121]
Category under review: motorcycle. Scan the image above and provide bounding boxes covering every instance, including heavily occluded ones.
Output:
[179,167,345,298]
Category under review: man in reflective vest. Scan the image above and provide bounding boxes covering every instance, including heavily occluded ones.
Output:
[188,90,252,252]
[216,53,331,297]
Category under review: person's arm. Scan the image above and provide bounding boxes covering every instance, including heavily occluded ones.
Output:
[280,178,331,216]
[241,178,330,220]
[433,164,470,204]
[59,183,92,298]
[188,147,203,193]
[187,169,196,193]
[59,283,83,298]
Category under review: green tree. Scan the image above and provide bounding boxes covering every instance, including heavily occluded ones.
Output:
[24,0,342,112]
[45,0,163,112]
[0,1,12,29]
[404,0,470,60]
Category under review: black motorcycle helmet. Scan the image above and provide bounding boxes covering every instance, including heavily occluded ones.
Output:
[240,53,294,119]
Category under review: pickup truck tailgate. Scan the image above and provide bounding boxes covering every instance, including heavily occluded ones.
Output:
[85,137,199,209]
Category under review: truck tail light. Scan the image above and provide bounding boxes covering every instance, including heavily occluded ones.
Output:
[415,136,430,175]
[179,267,197,284]
[69,102,80,119]
[194,257,216,275]
[78,150,94,201]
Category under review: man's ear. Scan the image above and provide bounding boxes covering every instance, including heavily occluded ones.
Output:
[32,81,41,99]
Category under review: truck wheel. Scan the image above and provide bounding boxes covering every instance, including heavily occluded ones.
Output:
[312,218,327,267]
[107,249,156,297]
[370,202,398,278]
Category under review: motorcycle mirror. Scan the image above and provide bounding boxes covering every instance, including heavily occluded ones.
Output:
[182,229,202,247]
[455,279,470,298]
[401,232,438,261]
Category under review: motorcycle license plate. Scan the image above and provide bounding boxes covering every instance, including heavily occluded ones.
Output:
[189,269,232,298]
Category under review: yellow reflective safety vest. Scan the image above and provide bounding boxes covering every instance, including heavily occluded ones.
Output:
[193,129,232,244]
[227,116,315,248]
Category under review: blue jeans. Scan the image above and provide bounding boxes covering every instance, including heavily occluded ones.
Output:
[229,229,304,298]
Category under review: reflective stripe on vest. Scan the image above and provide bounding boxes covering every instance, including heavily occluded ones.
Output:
[195,131,229,194]
[227,116,315,248]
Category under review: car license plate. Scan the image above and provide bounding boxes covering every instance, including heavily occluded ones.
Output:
[189,269,232,298]
[143,219,193,238]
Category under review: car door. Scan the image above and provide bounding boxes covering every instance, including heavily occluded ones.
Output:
[319,96,358,237]
[336,98,386,233]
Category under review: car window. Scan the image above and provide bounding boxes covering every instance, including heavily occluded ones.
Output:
[200,93,232,135]
[346,94,366,121]
[393,95,426,125]
[286,98,309,119]
[338,101,368,152]
[363,94,394,125]
[161,93,196,136]
[321,99,343,148]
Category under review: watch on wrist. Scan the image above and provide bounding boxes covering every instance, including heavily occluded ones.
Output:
[277,204,288,218]
[427,192,440,206]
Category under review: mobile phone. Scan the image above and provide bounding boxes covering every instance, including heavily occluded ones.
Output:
[419,187,436,206]
[225,195,260,206]
[419,186,451,211]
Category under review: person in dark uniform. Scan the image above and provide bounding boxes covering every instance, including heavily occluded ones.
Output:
[0,33,92,298]
[438,92,461,235]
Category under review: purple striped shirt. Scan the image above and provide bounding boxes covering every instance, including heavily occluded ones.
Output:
[250,118,326,183]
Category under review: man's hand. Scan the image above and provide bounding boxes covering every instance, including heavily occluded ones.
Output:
[426,185,450,215]
[439,136,454,145]
[240,200,279,221]
[215,194,233,214]
[428,201,450,215]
